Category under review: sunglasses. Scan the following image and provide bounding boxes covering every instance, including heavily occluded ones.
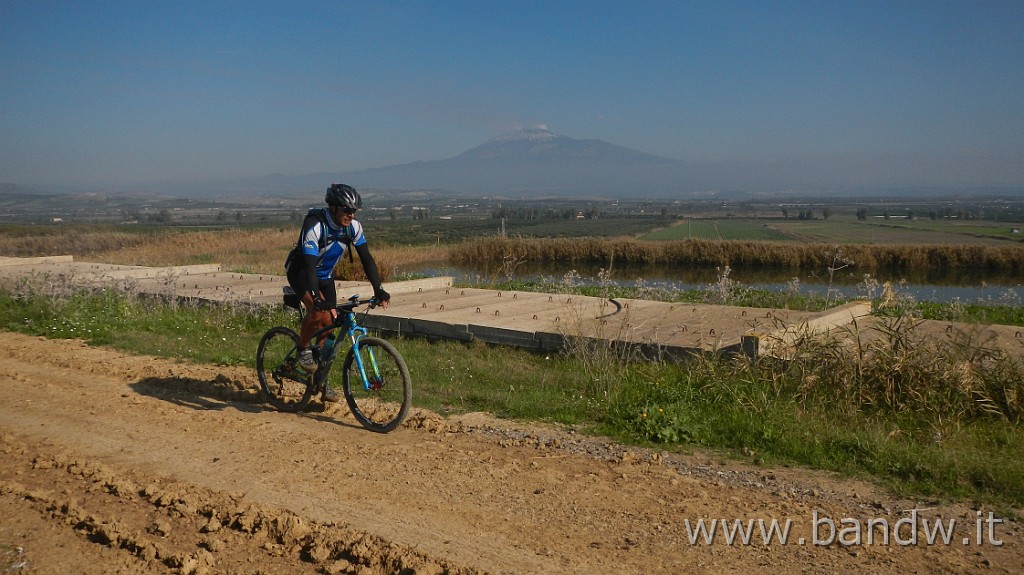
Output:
[333,206,358,215]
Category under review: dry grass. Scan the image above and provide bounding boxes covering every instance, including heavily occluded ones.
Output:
[92,228,296,273]
[768,315,1024,424]
[0,225,449,282]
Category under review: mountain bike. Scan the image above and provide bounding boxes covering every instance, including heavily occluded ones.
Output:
[256,289,411,433]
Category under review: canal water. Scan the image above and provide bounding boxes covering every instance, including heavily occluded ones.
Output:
[399,261,1024,305]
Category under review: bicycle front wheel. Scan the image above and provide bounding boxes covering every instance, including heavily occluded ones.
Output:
[256,326,315,412]
[342,337,412,433]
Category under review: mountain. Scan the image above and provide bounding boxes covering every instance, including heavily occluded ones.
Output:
[329,128,696,197]
[11,128,1021,199]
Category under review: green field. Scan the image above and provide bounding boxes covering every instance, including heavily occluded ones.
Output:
[640,220,790,241]
[638,217,1024,246]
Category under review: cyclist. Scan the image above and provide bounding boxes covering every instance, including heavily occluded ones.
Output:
[285,183,390,401]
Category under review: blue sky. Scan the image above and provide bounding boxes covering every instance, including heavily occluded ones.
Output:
[2,1,1023,190]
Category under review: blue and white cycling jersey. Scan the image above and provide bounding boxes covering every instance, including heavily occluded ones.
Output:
[298,208,367,280]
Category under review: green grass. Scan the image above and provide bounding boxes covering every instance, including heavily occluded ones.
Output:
[0,289,280,365]
[604,359,1024,506]
[2,286,1022,511]
[917,301,1024,327]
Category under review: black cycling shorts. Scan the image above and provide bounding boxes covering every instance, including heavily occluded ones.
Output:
[286,262,337,306]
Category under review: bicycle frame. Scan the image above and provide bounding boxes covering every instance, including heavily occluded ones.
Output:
[308,298,379,392]
[258,289,412,431]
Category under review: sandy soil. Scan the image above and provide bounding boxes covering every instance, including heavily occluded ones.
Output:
[0,331,1019,574]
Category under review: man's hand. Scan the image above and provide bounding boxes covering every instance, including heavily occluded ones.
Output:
[374,288,391,310]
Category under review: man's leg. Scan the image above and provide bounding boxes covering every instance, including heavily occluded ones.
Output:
[298,292,328,348]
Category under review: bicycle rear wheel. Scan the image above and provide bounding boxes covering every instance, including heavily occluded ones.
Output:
[342,337,412,433]
[256,326,315,412]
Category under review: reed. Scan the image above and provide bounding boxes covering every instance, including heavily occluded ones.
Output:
[450,236,1024,273]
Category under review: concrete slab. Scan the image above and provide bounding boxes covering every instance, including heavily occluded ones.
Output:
[0,255,896,360]
[0,255,74,266]
[741,301,873,359]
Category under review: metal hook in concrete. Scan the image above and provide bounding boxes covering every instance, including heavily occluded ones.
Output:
[596,298,623,320]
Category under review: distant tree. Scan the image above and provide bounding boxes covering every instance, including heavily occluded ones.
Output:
[822,207,832,220]
[781,208,789,219]
[856,208,868,221]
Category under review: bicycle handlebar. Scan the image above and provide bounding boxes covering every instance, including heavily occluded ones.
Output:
[335,294,378,314]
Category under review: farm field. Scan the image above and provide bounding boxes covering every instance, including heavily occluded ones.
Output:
[769,219,1021,245]
[640,217,1024,246]
[884,220,1024,241]
[640,219,790,241]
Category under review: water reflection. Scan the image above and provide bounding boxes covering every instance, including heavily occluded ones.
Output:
[399,260,1024,304]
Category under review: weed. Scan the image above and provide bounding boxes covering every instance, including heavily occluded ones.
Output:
[703,265,734,304]
[822,244,855,309]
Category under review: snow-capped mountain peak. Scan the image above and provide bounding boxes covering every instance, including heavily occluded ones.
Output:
[486,126,558,144]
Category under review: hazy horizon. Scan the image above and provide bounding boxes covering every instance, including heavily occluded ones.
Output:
[2,2,1023,192]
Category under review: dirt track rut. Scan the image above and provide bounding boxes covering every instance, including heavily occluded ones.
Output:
[0,332,1018,574]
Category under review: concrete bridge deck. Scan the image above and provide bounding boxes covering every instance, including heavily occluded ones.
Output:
[6,255,985,360]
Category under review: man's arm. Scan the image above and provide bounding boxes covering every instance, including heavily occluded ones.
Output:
[354,242,389,305]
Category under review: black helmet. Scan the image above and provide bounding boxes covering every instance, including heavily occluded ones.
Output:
[325,183,362,209]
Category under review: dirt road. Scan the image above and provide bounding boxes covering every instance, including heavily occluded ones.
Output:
[0,332,1018,574]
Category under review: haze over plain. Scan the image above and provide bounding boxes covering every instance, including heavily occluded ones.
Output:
[1,1,1022,196]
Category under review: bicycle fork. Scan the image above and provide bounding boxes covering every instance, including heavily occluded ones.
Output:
[353,341,383,391]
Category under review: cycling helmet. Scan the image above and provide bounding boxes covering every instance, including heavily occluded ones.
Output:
[325,183,362,210]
